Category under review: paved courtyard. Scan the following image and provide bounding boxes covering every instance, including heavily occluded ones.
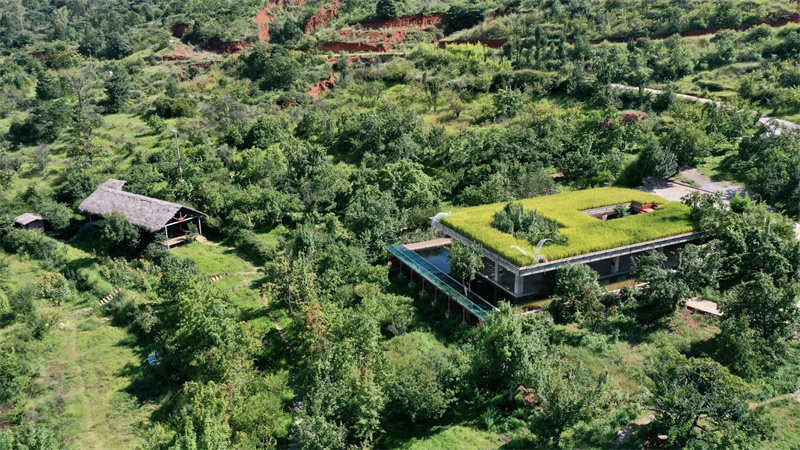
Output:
[639,168,752,202]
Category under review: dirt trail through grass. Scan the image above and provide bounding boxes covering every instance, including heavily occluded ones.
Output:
[63,315,96,446]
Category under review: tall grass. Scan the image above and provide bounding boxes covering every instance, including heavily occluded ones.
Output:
[442,187,696,266]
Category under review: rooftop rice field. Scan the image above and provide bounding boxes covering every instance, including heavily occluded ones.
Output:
[441,187,697,266]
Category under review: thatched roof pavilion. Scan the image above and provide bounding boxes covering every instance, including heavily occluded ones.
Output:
[78,180,207,247]
[14,213,46,231]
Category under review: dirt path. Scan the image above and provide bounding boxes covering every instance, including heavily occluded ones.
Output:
[265,301,303,450]
[750,389,800,409]
[611,83,800,135]
[63,319,96,445]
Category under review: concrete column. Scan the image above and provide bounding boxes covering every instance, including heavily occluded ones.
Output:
[611,256,621,275]
[514,272,524,296]
[494,262,500,281]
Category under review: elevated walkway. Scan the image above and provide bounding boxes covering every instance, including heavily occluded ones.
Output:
[388,244,497,321]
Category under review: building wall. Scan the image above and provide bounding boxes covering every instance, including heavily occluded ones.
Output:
[24,220,45,232]
[515,243,688,297]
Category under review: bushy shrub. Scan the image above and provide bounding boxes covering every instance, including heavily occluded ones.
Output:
[74,267,115,297]
[2,229,65,267]
[35,272,73,305]
[101,211,140,256]
[151,96,197,118]
[492,202,567,246]
[234,229,276,266]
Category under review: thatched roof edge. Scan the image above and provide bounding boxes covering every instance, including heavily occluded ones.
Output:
[78,187,206,232]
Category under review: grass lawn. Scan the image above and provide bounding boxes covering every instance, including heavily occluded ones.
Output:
[760,398,800,449]
[171,241,255,276]
[697,151,748,185]
[380,425,506,450]
[2,251,45,289]
[22,308,154,449]
[554,310,721,396]
[441,187,696,266]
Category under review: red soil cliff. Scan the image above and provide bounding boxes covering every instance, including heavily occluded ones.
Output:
[206,39,252,54]
[254,0,307,42]
[309,73,336,99]
[305,1,342,33]
[359,13,447,30]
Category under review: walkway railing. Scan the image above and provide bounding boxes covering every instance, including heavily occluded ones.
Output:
[388,244,497,321]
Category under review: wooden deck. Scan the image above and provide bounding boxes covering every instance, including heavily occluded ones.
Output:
[686,298,722,317]
[404,238,451,251]
[165,235,190,248]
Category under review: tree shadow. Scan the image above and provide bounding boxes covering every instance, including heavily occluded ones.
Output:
[706,151,746,184]
[117,353,175,404]
[685,334,719,360]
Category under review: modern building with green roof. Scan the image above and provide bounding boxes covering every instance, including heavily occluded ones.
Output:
[432,187,702,298]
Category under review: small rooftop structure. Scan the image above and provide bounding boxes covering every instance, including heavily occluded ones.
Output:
[14,213,46,231]
[79,180,207,248]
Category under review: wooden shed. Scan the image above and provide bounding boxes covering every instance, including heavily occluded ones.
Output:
[78,180,208,248]
[14,213,47,231]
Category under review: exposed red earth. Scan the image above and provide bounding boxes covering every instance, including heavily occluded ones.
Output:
[309,73,337,99]
[206,39,252,54]
[254,0,307,42]
[305,1,342,33]
[308,12,447,52]
[359,13,447,30]
[336,28,416,44]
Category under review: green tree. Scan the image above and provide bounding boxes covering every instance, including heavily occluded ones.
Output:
[375,0,399,20]
[645,347,772,448]
[636,142,677,182]
[104,33,130,60]
[711,30,737,64]
[448,241,484,296]
[344,186,402,250]
[676,242,722,294]
[383,332,462,422]
[632,252,690,318]
[494,89,526,119]
[162,281,254,382]
[549,264,606,329]
[720,273,799,348]
[474,302,551,402]
[716,317,763,379]
[242,46,302,91]
[534,366,610,447]
[161,382,233,449]
[447,4,485,31]
[101,211,140,256]
[35,71,67,101]
[104,68,131,113]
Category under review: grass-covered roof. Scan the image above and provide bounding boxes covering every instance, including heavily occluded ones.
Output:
[441,187,697,266]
